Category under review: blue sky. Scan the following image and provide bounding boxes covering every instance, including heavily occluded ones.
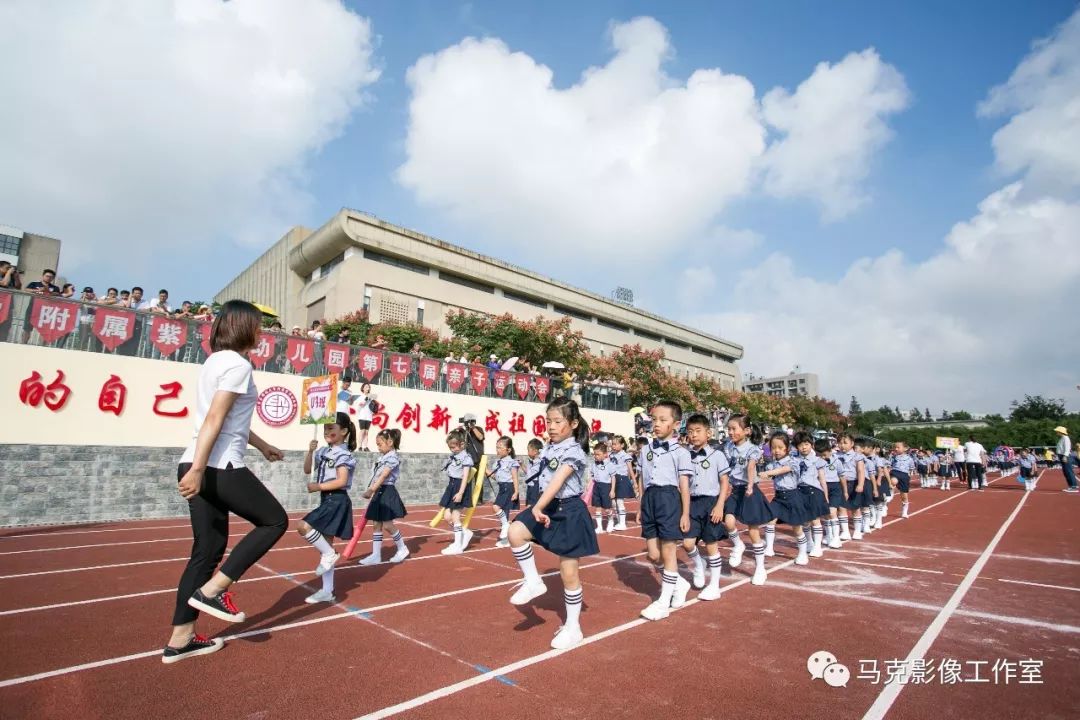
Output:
[3,0,1078,413]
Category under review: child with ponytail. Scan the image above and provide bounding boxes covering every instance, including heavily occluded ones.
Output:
[357,428,410,565]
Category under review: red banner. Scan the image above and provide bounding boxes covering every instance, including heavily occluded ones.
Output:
[249,332,276,369]
[470,366,488,394]
[286,337,315,372]
[493,371,510,397]
[149,316,188,357]
[388,353,411,382]
[515,374,530,400]
[30,298,79,344]
[534,376,551,401]
[92,308,135,351]
[418,358,440,388]
[0,292,10,326]
[199,321,213,355]
[356,349,383,381]
[446,362,466,391]
[324,343,350,374]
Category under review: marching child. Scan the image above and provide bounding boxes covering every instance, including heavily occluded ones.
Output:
[610,435,638,530]
[638,401,694,620]
[1019,447,1037,491]
[794,432,830,557]
[523,438,543,506]
[681,414,731,599]
[760,433,810,565]
[887,441,915,519]
[589,441,615,534]
[722,415,773,585]
[298,411,357,603]
[506,398,599,649]
[488,436,520,548]
[439,429,476,555]
[864,446,882,530]
[837,434,867,539]
[817,439,847,548]
[358,428,410,565]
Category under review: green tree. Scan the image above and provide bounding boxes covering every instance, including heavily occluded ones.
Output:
[1009,395,1066,422]
[849,396,862,416]
[951,410,973,421]
[321,310,372,346]
[444,310,589,370]
[909,407,923,422]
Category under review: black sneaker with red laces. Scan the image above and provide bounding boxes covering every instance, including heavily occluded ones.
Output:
[188,589,247,623]
[162,634,224,664]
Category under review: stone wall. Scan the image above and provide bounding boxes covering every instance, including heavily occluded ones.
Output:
[1,445,455,527]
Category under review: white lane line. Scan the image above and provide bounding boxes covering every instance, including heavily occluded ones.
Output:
[997,578,1080,593]
[819,558,945,575]
[861,488,1030,720]
[856,542,1080,567]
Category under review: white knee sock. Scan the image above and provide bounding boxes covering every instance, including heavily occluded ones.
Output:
[564,587,583,629]
[304,528,333,555]
[512,544,540,583]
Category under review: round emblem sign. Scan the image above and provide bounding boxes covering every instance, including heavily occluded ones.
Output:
[257,386,298,427]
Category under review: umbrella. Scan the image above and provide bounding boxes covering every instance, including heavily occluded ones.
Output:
[251,302,279,317]
[501,356,519,371]
[542,361,565,369]
[629,406,645,416]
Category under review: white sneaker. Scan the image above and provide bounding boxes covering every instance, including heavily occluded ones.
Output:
[810,546,824,558]
[315,552,339,576]
[460,529,474,550]
[498,527,509,541]
[827,537,842,549]
[795,552,809,566]
[304,589,336,604]
[728,544,745,567]
[550,625,584,650]
[751,566,767,586]
[698,585,722,601]
[764,547,776,557]
[595,525,605,535]
[852,529,863,540]
[509,579,547,605]
[358,553,382,566]
[874,516,884,529]
[640,600,670,621]
[615,522,628,531]
[607,518,617,533]
[881,505,888,517]
[495,539,510,548]
[389,548,410,563]
[840,527,851,541]
[441,542,461,555]
[671,575,691,608]
[691,565,706,589]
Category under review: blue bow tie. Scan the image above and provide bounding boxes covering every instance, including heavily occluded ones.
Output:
[652,439,669,451]
[691,448,707,458]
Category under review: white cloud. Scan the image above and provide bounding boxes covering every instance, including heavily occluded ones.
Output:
[690,183,1080,413]
[761,49,911,220]
[0,0,378,271]
[978,8,1080,194]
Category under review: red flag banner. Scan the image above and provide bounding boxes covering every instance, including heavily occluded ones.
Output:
[249,332,276,369]
[0,292,10,326]
[324,343,350,374]
[534,376,551,402]
[149,317,188,357]
[470,366,489,395]
[286,337,315,373]
[418,358,440,388]
[515,374,530,400]
[356,349,383,381]
[200,321,213,355]
[446,362,466,391]
[92,308,136,351]
[493,371,510,397]
[388,353,411,382]
[30,298,79,344]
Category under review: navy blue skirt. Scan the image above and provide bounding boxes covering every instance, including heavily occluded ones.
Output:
[686,495,725,543]
[591,481,614,509]
[770,488,810,527]
[724,484,774,527]
[525,482,540,507]
[439,477,476,510]
[847,478,874,508]
[494,482,519,513]
[640,485,684,540]
[304,491,354,540]
[514,496,599,558]
[826,481,850,509]
[614,474,636,499]
[799,485,830,519]
[364,484,408,522]
[892,470,910,493]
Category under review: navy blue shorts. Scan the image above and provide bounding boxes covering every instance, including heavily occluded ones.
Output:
[641,485,684,541]
[614,474,636,499]
[364,484,407,522]
[1020,467,1033,478]
[304,491,354,540]
[686,495,725,543]
[879,476,893,497]
[892,470,911,493]
[439,477,475,511]
[799,485,830,519]
[525,482,540,507]
[591,481,614,509]
[514,496,599,558]
[770,488,809,527]
[724,484,774,526]
[494,482,519,514]
[826,481,850,509]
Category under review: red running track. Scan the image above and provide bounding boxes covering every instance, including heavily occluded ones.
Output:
[0,470,1077,720]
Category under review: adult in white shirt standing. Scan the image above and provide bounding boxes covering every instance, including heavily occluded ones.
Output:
[952,444,967,487]
[963,436,987,491]
[164,300,288,664]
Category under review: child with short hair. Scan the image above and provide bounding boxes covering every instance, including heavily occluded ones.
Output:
[488,436,520,548]
[887,441,915,519]
[816,438,847,548]
[1019,448,1036,491]
[298,411,357,603]
[609,435,638,530]
[863,445,882,531]
[439,429,476,555]
[761,432,809,565]
[722,415,772,585]
[793,432,830,556]
[522,438,544,506]
[682,414,731,600]
[639,401,694,620]
[506,398,599,649]
[358,428,410,565]
[589,441,615,534]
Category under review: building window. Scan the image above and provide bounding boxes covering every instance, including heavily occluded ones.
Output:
[440,272,495,294]
[363,289,371,313]
[416,300,425,325]
[597,317,631,333]
[635,329,662,341]
[379,296,410,324]
[320,252,345,277]
[553,304,592,322]
[503,289,547,308]
[691,346,713,357]
[666,338,689,350]
[0,233,21,256]
[364,249,429,275]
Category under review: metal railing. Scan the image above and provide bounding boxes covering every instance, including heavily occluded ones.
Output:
[0,288,629,411]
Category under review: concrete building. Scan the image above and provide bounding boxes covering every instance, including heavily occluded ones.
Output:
[216,209,743,387]
[741,371,820,398]
[0,224,62,285]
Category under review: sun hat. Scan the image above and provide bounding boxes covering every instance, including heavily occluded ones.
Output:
[1054,426,1068,435]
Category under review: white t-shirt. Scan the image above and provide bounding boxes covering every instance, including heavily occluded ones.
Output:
[963,442,985,465]
[953,447,966,463]
[180,350,258,469]
[355,393,373,421]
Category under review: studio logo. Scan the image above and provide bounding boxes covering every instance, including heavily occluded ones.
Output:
[808,650,850,688]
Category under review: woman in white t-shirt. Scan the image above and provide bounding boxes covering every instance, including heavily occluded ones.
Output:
[963,436,987,490]
[164,300,288,664]
[355,382,375,452]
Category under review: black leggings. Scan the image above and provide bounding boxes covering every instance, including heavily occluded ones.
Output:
[966,462,985,489]
[173,463,288,625]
